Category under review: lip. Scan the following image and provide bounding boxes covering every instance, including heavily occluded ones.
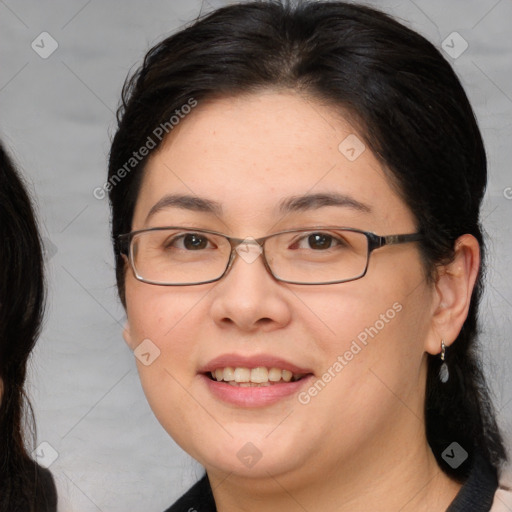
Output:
[198,353,313,375]
[198,353,315,408]
[199,373,315,408]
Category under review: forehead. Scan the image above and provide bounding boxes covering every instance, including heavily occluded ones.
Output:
[133,91,412,232]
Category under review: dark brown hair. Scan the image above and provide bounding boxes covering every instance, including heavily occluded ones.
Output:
[0,141,57,511]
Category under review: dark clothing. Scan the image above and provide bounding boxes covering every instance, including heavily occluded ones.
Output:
[33,465,57,512]
[165,454,498,512]
[165,474,215,512]
[447,454,498,511]
[0,462,57,512]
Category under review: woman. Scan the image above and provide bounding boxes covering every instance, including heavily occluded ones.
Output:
[0,142,57,511]
[107,1,511,510]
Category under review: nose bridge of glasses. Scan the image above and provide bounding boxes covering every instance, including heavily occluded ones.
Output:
[230,236,264,265]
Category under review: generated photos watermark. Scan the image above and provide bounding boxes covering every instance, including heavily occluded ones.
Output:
[237,441,263,468]
[338,133,366,162]
[134,338,161,366]
[93,97,198,200]
[441,31,468,60]
[31,441,59,469]
[298,301,403,405]
[31,31,59,59]
[441,442,468,469]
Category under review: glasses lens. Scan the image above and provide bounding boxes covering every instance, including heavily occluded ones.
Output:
[265,229,369,284]
[131,229,231,285]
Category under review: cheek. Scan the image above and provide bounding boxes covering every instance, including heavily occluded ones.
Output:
[124,276,206,406]
[125,275,206,347]
[299,282,407,357]
[300,276,430,405]
[264,285,430,468]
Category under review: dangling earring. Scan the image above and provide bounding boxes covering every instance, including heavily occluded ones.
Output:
[439,340,449,383]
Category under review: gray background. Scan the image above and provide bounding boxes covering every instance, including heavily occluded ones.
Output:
[0,0,511,510]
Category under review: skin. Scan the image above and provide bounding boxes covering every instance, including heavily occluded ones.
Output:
[122,90,480,511]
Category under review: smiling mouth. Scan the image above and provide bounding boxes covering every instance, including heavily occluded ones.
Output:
[205,366,310,387]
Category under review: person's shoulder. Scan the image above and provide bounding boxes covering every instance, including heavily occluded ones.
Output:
[1,459,57,512]
[33,462,58,511]
[163,474,216,512]
[490,464,512,512]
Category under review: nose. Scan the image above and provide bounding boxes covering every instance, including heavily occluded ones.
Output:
[209,241,292,332]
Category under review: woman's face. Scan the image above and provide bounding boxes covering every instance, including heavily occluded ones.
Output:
[123,91,438,483]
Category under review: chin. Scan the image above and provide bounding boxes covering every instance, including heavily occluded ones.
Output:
[201,448,302,480]
[190,428,307,476]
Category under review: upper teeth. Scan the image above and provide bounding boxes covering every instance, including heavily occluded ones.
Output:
[211,367,304,384]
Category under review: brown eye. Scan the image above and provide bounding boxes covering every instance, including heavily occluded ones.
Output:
[181,233,209,250]
[307,233,334,250]
[162,232,212,251]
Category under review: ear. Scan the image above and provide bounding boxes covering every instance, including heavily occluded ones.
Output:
[122,318,137,351]
[424,234,480,356]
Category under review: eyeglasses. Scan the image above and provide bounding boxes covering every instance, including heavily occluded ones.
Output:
[117,226,423,286]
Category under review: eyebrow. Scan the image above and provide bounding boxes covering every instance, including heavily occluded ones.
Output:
[278,192,371,214]
[146,194,223,222]
[145,191,371,223]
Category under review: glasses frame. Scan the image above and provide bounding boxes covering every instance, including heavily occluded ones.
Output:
[117,226,423,286]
